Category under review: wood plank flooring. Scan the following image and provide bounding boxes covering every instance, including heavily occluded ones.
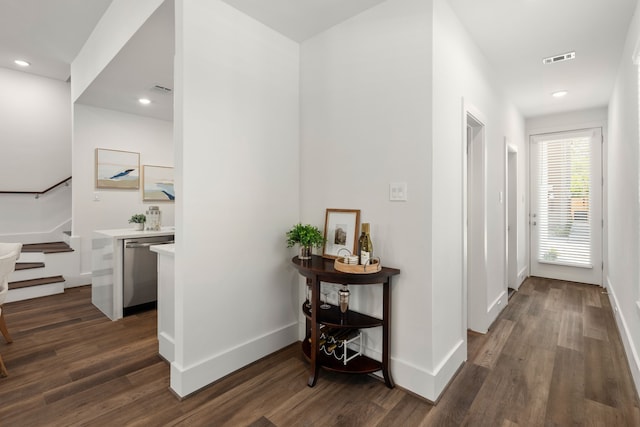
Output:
[0,277,638,426]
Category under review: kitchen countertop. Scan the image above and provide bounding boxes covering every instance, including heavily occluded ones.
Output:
[93,226,175,239]
[150,243,175,256]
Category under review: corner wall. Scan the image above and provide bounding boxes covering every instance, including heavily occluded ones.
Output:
[607,0,640,397]
[173,0,300,397]
[301,0,436,399]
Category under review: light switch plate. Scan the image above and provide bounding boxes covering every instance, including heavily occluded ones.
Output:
[389,182,407,201]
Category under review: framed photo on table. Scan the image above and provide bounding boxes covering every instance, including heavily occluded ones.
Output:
[322,209,360,259]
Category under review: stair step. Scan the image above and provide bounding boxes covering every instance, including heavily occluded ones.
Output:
[15,262,45,271]
[9,275,65,290]
[22,242,74,254]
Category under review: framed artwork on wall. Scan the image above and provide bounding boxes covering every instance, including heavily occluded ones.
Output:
[95,148,140,189]
[322,208,361,259]
[143,165,175,202]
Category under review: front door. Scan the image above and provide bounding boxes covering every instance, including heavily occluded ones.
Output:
[530,128,603,285]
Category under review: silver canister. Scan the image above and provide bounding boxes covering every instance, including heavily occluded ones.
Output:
[145,206,162,231]
[339,285,350,313]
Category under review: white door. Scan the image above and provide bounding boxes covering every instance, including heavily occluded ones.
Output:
[530,128,602,285]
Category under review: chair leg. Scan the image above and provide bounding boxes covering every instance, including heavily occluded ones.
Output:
[0,353,7,377]
[0,311,12,343]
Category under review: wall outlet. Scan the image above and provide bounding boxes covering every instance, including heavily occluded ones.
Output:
[389,182,407,201]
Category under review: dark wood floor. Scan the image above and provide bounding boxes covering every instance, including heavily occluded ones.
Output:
[0,277,638,426]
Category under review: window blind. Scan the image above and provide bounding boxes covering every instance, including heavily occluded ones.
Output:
[537,137,591,266]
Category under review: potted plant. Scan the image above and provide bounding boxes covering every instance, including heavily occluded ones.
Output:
[129,213,146,231]
[286,223,325,260]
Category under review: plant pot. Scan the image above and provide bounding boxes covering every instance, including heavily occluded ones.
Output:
[133,223,144,231]
[299,246,312,260]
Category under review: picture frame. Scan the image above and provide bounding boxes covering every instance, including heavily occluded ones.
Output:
[95,148,140,189]
[143,165,175,202]
[322,208,361,259]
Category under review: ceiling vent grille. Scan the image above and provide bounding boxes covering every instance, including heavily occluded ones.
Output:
[151,84,173,94]
[543,51,575,65]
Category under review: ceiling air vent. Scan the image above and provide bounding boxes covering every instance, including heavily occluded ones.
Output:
[543,51,575,65]
[151,84,173,94]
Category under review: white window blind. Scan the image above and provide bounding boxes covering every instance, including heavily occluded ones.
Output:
[537,136,592,267]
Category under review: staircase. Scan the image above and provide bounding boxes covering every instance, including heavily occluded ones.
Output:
[7,240,79,303]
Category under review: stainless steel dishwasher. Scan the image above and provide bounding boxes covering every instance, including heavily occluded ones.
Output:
[123,235,174,315]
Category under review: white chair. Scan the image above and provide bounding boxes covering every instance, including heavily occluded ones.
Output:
[0,243,21,377]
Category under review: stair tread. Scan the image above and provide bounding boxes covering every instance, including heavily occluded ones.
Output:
[15,262,45,271]
[9,275,65,290]
[22,242,74,254]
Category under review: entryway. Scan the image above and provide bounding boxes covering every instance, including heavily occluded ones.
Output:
[530,128,603,285]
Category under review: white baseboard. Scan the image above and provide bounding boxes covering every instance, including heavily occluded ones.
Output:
[391,339,465,402]
[605,276,640,400]
[6,282,64,303]
[487,290,507,324]
[159,331,175,363]
[516,266,528,289]
[65,272,92,288]
[170,322,299,398]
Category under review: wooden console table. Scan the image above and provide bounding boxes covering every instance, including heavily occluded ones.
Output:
[291,255,400,388]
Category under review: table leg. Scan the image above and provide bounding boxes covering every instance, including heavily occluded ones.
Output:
[381,278,394,388]
[307,276,320,387]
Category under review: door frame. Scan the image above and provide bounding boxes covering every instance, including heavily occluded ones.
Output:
[462,98,488,336]
[505,139,518,289]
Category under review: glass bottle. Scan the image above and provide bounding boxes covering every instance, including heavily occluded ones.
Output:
[358,223,373,265]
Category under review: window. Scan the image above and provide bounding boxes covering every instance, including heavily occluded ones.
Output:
[536,136,592,266]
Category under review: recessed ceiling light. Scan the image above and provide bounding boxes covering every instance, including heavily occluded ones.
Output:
[138,98,151,105]
[552,90,568,98]
[14,59,30,67]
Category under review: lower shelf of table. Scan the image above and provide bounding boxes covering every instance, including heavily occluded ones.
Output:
[301,339,382,374]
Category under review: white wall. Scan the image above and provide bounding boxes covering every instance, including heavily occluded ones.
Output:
[72,104,174,277]
[432,0,526,362]
[0,67,72,237]
[173,0,300,397]
[301,0,435,399]
[300,0,525,402]
[607,0,640,396]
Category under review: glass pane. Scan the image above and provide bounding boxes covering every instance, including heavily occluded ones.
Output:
[537,136,591,266]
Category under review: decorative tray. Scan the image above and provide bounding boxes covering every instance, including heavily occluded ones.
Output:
[334,258,382,274]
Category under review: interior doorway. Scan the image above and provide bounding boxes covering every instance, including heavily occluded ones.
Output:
[465,111,487,334]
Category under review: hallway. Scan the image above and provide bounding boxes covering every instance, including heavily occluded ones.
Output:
[430,277,640,425]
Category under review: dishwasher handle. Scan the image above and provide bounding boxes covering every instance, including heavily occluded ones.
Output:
[125,241,174,249]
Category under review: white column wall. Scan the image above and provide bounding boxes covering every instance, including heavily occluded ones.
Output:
[432,0,526,363]
[173,0,300,397]
[300,0,435,399]
[607,0,640,396]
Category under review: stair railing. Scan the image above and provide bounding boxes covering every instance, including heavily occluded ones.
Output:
[0,176,72,199]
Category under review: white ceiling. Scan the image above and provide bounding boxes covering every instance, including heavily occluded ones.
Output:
[221,0,389,42]
[448,0,638,118]
[77,0,175,121]
[0,0,638,120]
[0,0,112,81]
